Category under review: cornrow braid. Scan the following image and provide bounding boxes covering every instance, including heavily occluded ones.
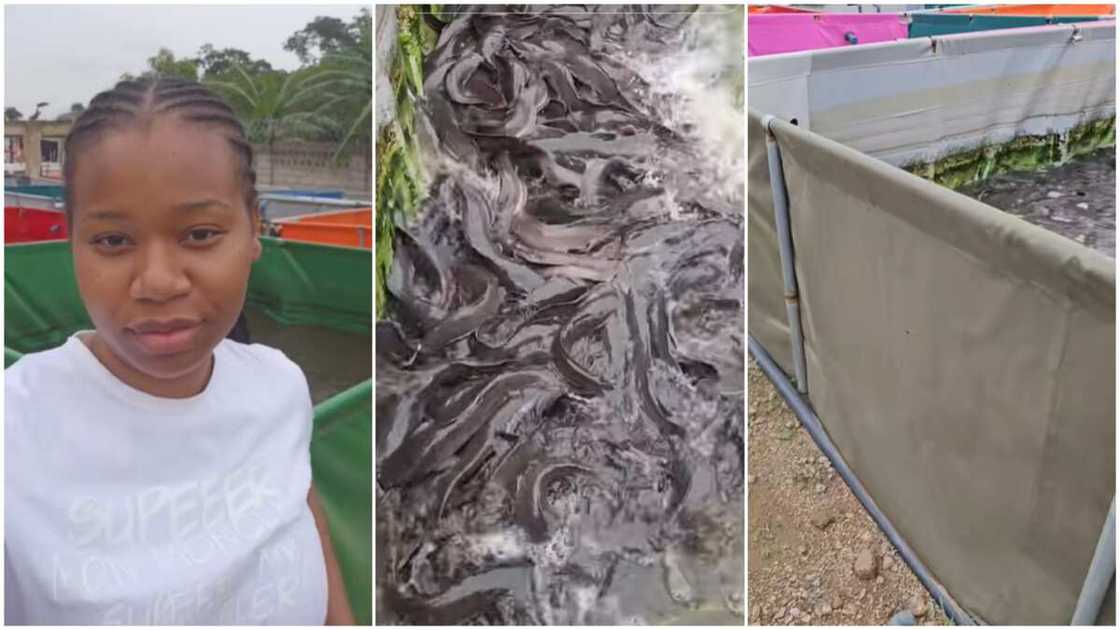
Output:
[62,74,258,224]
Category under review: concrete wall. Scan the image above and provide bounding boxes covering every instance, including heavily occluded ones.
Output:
[4,120,73,178]
[253,142,372,197]
[2,121,371,197]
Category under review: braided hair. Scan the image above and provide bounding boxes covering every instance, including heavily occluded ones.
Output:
[63,75,257,344]
[63,75,258,224]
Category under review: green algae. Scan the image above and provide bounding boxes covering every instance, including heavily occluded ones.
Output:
[904,116,1116,190]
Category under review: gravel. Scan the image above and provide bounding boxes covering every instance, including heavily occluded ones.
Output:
[747,360,952,626]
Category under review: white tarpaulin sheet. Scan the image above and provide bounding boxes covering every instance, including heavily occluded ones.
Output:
[748,21,1115,166]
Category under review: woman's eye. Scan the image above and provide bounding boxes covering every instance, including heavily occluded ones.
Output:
[92,234,130,250]
[184,228,223,244]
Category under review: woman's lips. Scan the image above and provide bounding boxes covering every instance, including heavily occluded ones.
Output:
[126,319,202,356]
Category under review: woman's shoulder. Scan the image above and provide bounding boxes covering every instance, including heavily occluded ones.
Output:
[5,340,85,434]
[215,340,314,437]
[216,339,307,387]
[6,340,81,395]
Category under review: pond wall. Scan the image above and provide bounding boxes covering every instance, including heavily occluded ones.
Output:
[748,22,1115,625]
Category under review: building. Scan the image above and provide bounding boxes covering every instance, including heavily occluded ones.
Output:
[4,120,72,180]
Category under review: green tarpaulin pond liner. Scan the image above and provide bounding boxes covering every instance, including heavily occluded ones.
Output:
[908,13,1104,38]
[3,237,372,624]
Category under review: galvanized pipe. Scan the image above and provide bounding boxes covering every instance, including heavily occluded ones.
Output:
[749,336,977,626]
[761,115,809,394]
[1071,496,1115,625]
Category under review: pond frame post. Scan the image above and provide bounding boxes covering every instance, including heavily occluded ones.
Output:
[1072,496,1116,625]
[762,114,809,394]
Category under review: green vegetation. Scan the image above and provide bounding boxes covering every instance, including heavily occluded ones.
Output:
[121,47,201,82]
[313,12,373,160]
[285,15,363,66]
[117,9,372,160]
[208,68,333,183]
[906,116,1116,190]
[375,5,442,316]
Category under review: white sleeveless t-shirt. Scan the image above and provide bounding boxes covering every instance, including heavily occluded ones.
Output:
[4,334,328,625]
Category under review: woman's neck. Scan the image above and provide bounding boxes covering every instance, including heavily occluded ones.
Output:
[85,333,214,399]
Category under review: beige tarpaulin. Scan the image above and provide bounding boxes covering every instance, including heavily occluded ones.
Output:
[747,112,792,376]
[754,114,1115,624]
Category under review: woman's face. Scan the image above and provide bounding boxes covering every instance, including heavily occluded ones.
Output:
[70,116,261,396]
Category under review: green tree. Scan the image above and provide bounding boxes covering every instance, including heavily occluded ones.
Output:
[311,8,372,158]
[197,44,273,80]
[149,48,199,80]
[121,47,199,82]
[5,107,23,122]
[207,67,333,185]
[284,14,360,66]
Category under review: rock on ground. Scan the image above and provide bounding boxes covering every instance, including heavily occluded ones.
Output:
[854,548,879,581]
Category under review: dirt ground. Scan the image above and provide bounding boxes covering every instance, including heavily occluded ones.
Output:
[747,361,951,626]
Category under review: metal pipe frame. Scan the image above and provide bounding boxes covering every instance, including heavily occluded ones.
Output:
[761,114,809,394]
[1071,496,1115,625]
[750,335,977,626]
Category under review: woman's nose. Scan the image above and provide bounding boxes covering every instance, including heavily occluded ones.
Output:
[130,242,191,302]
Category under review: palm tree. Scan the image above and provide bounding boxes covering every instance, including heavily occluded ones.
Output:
[312,10,372,161]
[207,67,334,185]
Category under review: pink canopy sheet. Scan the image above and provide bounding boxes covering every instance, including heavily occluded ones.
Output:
[748,13,908,56]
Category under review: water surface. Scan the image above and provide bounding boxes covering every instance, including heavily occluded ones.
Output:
[376,6,745,624]
[957,147,1115,258]
[246,306,371,404]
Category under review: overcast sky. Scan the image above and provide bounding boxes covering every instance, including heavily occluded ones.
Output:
[5,4,364,118]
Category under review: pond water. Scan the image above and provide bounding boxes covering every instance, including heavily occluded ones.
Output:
[957,146,1115,258]
[245,306,371,404]
[376,5,745,625]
